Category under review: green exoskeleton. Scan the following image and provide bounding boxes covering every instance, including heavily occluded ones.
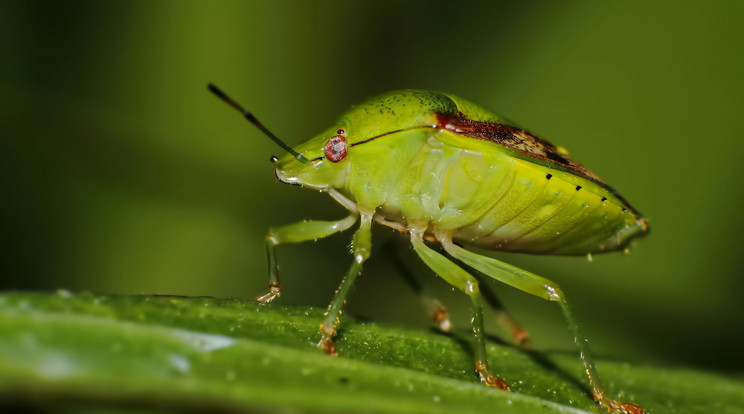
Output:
[209,85,649,414]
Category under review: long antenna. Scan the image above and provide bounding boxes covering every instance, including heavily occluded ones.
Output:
[207,83,309,164]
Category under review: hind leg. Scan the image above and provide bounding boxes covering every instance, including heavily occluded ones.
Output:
[439,236,644,414]
[409,230,508,390]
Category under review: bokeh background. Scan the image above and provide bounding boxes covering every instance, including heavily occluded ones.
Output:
[2,1,743,374]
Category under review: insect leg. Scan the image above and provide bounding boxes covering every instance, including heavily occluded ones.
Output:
[258,214,358,303]
[410,230,509,390]
[439,237,644,414]
[474,274,531,348]
[318,211,374,355]
[383,239,452,332]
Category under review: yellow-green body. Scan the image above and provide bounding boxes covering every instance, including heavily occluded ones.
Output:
[276,90,647,255]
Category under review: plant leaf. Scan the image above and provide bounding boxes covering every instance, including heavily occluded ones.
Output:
[0,291,741,413]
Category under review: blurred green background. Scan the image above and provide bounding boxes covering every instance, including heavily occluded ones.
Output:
[1,0,743,374]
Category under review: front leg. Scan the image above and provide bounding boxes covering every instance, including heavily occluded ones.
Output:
[257,214,358,303]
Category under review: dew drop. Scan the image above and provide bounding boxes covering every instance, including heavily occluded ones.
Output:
[38,353,77,379]
[168,354,190,373]
[56,289,72,298]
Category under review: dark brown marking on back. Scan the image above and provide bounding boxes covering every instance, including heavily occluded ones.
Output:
[546,151,570,165]
[436,113,603,183]
[435,113,645,218]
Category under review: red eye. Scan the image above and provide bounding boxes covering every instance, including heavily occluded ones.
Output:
[324,136,347,162]
[337,128,345,135]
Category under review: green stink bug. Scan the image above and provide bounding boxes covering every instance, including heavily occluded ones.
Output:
[209,85,649,414]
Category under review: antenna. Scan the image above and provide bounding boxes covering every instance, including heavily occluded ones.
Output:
[207,83,309,164]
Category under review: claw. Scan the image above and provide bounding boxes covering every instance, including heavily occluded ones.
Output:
[432,308,452,332]
[511,327,531,349]
[318,334,338,356]
[595,392,646,414]
[476,362,510,391]
[256,282,281,304]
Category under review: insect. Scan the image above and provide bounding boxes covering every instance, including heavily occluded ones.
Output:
[208,84,649,414]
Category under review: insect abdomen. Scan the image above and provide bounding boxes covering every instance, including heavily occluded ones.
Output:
[364,130,646,255]
[459,158,645,255]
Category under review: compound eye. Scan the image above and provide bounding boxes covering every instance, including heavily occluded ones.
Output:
[324,135,347,162]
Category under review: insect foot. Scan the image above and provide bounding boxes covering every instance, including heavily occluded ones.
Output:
[255,282,281,304]
[595,392,646,414]
[318,333,339,356]
[432,308,452,332]
[476,362,510,391]
[502,320,531,349]
[512,329,531,349]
